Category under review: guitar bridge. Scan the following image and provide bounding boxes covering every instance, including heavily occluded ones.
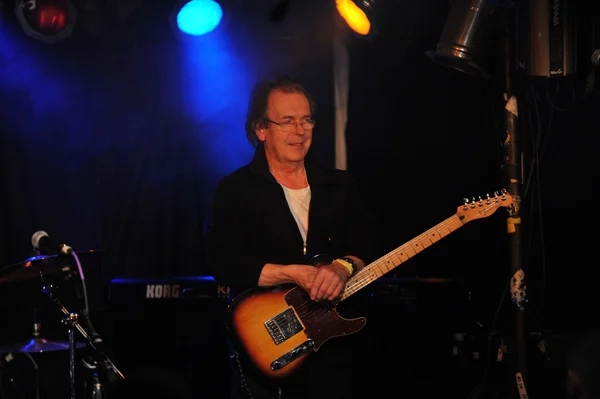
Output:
[264,307,303,345]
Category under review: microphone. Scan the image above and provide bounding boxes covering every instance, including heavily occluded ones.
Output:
[31,230,73,255]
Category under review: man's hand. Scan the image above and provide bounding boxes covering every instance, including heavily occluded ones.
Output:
[308,262,351,301]
[258,263,352,301]
[292,265,319,293]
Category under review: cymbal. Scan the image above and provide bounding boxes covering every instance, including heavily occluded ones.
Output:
[0,337,87,354]
[0,250,104,284]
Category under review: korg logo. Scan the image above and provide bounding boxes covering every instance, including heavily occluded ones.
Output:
[146,284,181,299]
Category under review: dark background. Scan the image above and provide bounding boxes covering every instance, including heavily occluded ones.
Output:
[1,0,599,398]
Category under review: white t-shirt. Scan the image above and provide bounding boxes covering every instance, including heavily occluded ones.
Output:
[280,185,311,242]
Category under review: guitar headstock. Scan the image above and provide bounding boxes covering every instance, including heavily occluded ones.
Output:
[456,189,513,224]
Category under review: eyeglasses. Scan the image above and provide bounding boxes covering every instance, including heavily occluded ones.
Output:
[266,119,316,132]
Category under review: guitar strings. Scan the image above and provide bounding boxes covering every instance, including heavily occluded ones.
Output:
[341,215,463,299]
[291,215,464,322]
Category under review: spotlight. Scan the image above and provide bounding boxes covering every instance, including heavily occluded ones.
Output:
[425,0,494,79]
[174,0,223,37]
[14,0,77,44]
[335,0,378,39]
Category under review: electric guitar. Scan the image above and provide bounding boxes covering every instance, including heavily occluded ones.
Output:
[226,189,513,382]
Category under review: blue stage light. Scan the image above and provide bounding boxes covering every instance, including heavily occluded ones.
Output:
[176,0,223,37]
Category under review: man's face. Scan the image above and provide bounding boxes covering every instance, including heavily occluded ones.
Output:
[256,90,313,166]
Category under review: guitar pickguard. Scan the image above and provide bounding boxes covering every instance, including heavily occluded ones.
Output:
[283,287,366,350]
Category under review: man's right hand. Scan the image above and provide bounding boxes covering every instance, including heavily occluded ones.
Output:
[292,265,319,293]
[258,263,318,289]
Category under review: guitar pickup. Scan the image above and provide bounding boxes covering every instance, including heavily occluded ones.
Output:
[264,307,303,345]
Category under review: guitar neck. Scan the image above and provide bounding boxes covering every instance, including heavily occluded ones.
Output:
[339,213,464,301]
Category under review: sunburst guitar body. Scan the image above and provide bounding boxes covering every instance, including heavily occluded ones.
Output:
[228,283,366,381]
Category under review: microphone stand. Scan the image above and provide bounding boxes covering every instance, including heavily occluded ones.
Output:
[65,312,78,399]
[39,274,125,399]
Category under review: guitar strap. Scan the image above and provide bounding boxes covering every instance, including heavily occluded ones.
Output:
[230,348,284,399]
[230,349,255,398]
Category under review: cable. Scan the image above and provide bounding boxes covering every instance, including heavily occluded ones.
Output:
[531,81,549,317]
[20,352,40,399]
[0,351,39,399]
[520,77,558,326]
[468,278,510,399]
[71,250,90,316]
[545,78,576,112]
[487,83,512,178]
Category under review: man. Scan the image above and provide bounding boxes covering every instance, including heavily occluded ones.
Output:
[204,75,375,398]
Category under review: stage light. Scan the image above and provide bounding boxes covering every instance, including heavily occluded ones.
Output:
[335,0,378,38]
[425,0,494,79]
[176,0,223,37]
[14,0,77,44]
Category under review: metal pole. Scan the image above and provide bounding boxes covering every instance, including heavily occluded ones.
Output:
[499,6,529,398]
[67,312,79,399]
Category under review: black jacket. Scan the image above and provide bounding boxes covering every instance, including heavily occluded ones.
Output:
[204,145,375,296]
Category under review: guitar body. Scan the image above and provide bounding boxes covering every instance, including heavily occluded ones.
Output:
[227,284,367,382]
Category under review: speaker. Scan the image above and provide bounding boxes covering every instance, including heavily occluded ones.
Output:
[517,0,577,77]
[102,277,230,399]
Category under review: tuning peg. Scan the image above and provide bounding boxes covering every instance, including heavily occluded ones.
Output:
[477,196,484,206]
[493,191,500,202]
[485,193,491,204]
[463,198,469,210]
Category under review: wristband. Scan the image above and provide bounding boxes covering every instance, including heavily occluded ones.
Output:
[334,259,354,276]
[341,257,359,275]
